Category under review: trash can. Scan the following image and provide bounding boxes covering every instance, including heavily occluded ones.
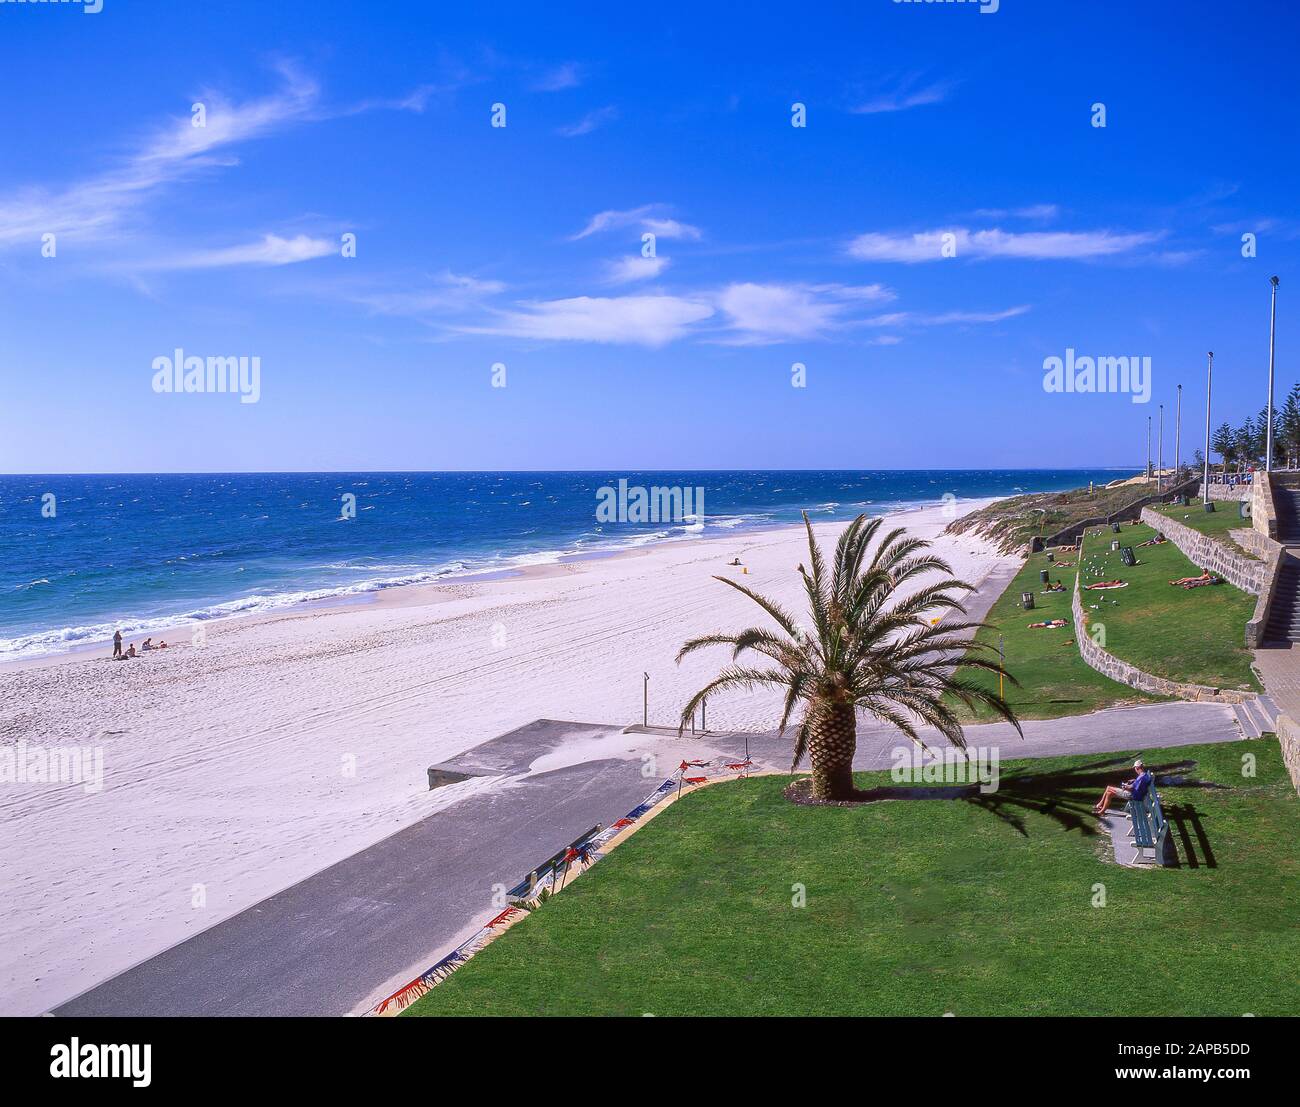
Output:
[1039,569,1050,584]
[1111,522,1121,533]
[1111,540,1120,552]
[1120,546,1137,567]
[1021,592,1035,610]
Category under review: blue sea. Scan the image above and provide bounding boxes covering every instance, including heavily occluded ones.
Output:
[0,470,1128,661]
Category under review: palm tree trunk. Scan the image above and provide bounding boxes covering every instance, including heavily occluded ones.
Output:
[808,703,857,800]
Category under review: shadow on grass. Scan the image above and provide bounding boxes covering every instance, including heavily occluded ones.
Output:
[961,756,1230,842]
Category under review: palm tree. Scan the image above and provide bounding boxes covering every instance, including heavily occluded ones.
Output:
[677,514,1021,802]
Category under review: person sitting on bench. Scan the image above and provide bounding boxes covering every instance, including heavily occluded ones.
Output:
[1092,758,1152,815]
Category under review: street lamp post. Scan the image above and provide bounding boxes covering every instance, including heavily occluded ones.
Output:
[1147,416,1152,483]
[1203,352,1214,508]
[1158,404,1164,493]
[1267,276,1280,471]
[1176,383,1182,484]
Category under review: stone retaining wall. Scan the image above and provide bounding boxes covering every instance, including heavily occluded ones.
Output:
[1071,575,1257,705]
[1198,482,1250,502]
[1138,506,1269,594]
[1276,714,1300,794]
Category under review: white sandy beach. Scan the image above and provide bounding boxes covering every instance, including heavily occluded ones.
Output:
[0,501,1012,1015]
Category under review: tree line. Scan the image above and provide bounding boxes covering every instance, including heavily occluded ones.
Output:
[1207,382,1300,474]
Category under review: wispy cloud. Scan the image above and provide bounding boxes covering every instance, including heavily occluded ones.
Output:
[604,255,671,284]
[134,233,336,271]
[533,63,583,92]
[714,282,895,345]
[345,272,507,319]
[0,62,428,254]
[459,294,714,346]
[557,106,618,137]
[849,76,955,115]
[571,204,702,241]
[847,227,1160,263]
[971,204,1060,222]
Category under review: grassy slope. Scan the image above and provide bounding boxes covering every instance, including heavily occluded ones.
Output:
[953,550,1162,722]
[1078,521,1261,691]
[402,741,1299,1017]
[945,478,1145,554]
[1149,501,1260,560]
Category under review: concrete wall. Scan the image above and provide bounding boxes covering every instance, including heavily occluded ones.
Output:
[1275,714,1300,794]
[1246,543,1286,649]
[1253,473,1278,540]
[1071,575,1258,705]
[1198,481,1250,502]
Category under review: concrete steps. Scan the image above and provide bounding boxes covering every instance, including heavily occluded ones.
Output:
[1232,694,1279,738]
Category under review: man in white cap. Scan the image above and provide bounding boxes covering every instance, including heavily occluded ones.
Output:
[1093,758,1153,816]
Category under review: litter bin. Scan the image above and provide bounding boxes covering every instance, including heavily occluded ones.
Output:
[1120,546,1137,567]
[1021,592,1035,610]
[1111,522,1122,533]
[1040,569,1050,584]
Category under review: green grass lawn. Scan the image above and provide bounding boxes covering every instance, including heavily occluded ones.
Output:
[1078,522,1261,691]
[1149,501,1260,560]
[402,740,1299,1017]
[953,550,1163,722]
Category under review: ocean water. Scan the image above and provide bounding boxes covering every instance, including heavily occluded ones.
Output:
[0,470,1126,660]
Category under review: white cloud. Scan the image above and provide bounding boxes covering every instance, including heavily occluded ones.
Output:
[571,204,702,241]
[714,282,895,345]
[137,233,335,271]
[863,305,1031,327]
[850,77,954,115]
[557,106,618,137]
[348,272,507,318]
[462,294,713,346]
[846,227,1160,263]
[0,62,426,253]
[604,255,671,284]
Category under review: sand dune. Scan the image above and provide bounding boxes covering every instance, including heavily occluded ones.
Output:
[0,502,1012,1014]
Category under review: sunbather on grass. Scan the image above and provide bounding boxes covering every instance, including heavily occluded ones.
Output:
[1169,571,1220,588]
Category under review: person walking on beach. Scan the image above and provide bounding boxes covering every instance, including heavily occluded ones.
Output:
[112,629,123,659]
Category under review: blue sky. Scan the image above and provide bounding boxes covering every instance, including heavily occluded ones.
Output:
[0,0,1296,473]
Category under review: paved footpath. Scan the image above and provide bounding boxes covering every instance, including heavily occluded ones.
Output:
[54,698,1240,1018]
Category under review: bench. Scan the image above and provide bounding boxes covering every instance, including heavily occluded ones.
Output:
[1126,786,1170,866]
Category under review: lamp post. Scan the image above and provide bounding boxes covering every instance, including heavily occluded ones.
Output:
[1175,383,1182,483]
[643,672,649,727]
[1203,352,1214,508]
[1267,276,1280,471]
[1158,403,1164,493]
[1146,416,1152,483]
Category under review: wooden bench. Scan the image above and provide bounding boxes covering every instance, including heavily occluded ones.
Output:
[1126,786,1170,866]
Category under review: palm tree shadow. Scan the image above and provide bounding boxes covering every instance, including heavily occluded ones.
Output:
[960,757,1226,840]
